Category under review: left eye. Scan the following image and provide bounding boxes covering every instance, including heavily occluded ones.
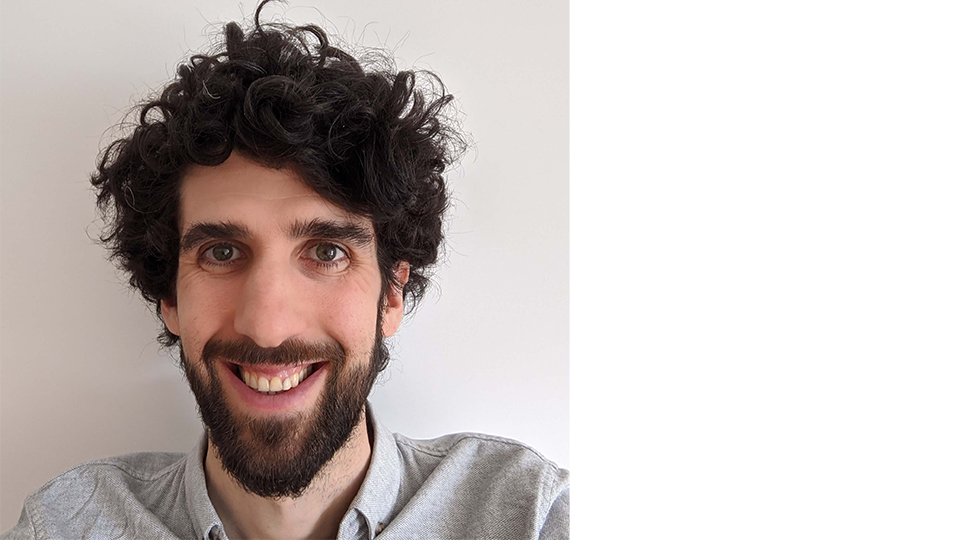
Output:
[308,243,347,263]
[203,243,242,263]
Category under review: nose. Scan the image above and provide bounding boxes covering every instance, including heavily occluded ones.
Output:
[233,256,308,348]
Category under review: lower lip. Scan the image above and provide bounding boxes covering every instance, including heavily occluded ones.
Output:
[218,360,328,413]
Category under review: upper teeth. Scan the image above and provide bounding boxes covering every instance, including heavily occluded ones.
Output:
[240,365,314,395]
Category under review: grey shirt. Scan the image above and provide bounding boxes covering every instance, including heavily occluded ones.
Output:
[2,405,568,539]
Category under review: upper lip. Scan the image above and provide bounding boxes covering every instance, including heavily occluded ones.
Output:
[226,360,324,378]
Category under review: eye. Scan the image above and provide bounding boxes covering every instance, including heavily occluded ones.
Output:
[202,243,242,263]
[307,242,347,263]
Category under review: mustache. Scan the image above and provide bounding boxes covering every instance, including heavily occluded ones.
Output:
[202,337,345,367]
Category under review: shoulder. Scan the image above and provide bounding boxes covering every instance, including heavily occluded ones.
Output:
[30,451,186,499]
[395,430,568,489]
[10,452,187,539]
[389,431,569,539]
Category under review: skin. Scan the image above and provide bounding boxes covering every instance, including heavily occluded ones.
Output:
[160,152,408,540]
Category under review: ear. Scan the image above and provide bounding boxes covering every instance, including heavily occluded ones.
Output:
[160,298,181,337]
[381,261,410,338]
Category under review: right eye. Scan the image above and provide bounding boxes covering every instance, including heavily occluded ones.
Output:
[202,243,243,264]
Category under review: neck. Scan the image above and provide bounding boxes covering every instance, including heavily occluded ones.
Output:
[204,409,373,540]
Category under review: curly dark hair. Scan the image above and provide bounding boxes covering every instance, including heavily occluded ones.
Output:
[91,0,466,347]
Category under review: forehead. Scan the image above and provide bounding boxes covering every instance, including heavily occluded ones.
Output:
[179,153,368,231]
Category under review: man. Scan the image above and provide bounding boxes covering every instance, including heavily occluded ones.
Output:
[1,1,568,539]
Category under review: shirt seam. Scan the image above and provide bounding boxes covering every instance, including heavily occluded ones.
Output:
[88,458,184,483]
[538,474,569,535]
[25,498,43,540]
[394,437,446,458]
[549,471,567,511]
[394,433,564,475]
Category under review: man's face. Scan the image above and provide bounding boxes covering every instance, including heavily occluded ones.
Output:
[160,153,405,498]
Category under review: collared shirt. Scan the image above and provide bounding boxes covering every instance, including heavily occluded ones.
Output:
[2,405,569,539]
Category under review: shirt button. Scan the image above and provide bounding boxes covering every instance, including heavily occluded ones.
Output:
[375,522,385,534]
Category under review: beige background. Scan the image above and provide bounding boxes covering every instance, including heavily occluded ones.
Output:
[0,0,568,529]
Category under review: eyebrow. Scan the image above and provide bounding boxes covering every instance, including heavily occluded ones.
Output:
[287,218,374,247]
[180,222,251,253]
[179,218,374,254]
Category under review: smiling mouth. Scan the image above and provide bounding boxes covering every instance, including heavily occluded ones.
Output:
[228,362,322,395]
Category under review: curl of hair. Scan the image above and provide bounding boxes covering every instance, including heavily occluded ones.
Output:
[92,0,466,349]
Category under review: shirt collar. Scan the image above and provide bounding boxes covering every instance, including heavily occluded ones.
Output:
[348,402,403,539]
[185,431,224,540]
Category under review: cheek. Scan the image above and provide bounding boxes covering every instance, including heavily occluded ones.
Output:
[176,276,238,352]
[307,278,381,350]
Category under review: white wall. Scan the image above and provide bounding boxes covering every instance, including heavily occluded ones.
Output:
[0,0,568,529]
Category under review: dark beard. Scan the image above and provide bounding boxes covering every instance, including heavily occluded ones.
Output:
[179,327,388,499]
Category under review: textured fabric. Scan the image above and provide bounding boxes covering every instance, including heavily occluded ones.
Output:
[2,405,568,540]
